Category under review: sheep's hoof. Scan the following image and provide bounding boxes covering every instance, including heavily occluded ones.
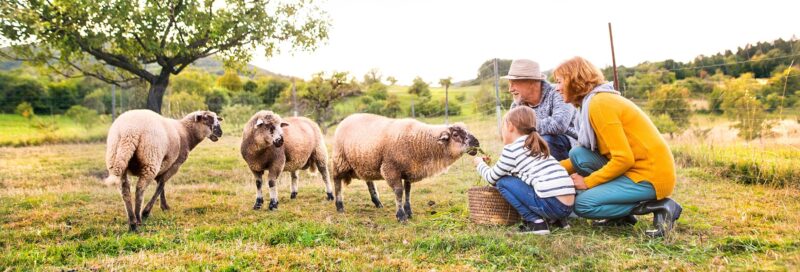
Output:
[290,192,298,199]
[404,204,413,219]
[396,211,409,223]
[253,198,264,210]
[326,192,334,201]
[128,224,138,232]
[160,204,170,211]
[335,201,344,213]
[141,210,151,221]
[268,199,279,210]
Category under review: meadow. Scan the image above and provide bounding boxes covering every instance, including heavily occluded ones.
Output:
[1,109,800,270]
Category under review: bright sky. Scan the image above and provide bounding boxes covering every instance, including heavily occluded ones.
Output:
[251,0,800,85]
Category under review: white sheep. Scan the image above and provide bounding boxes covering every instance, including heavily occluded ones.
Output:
[240,111,334,211]
[104,109,223,231]
[331,113,480,222]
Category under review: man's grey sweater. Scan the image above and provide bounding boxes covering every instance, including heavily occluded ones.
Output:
[510,81,578,140]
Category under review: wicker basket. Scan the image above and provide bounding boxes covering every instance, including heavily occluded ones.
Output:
[467,186,521,225]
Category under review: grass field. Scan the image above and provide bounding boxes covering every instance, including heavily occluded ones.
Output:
[2,115,800,271]
[0,114,109,147]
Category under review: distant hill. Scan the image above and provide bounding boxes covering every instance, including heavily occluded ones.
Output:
[0,50,286,79]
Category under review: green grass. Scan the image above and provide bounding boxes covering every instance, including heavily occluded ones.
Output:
[1,117,799,270]
[672,143,800,186]
[0,114,109,147]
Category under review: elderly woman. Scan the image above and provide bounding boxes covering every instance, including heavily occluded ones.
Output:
[552,57,682,237]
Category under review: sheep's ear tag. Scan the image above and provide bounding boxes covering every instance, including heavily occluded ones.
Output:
[280,122,290,128]
[438,132,450,145]
[255,119,265,128]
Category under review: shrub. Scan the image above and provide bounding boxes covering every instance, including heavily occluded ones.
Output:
[221,104,260,133]
[165,91,207,118]
[15,102,34,120]
[205,88,231,113]
[65,105,100,130]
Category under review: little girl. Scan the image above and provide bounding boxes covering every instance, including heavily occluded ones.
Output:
[473,106,575,235]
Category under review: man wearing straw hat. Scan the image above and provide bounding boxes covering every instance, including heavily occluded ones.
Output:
[502,59,578,160]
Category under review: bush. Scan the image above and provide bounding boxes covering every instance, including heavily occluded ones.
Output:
[221,104,260,133]
[82,89,108,114]
[366,83,388,100]
[415,97,461,117]
[65,105,100,130]
[230,91,263,106]
[205,88,231,113]
[165,91,207,118]
[650,113,678,138]
[15,102,34,120]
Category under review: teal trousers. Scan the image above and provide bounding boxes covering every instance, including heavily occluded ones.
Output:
[570,147,656,219]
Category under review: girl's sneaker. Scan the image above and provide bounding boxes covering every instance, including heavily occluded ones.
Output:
[519,220,550,235]
[548,218,571,230]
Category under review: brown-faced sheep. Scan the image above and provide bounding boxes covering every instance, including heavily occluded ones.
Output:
[241,111,333,211]
[104,109,223,231]
[331,113,480,222]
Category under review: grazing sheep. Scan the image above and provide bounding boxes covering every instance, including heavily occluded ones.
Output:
[104,109,223,231]
[331,113,480,222]
[240,111,334,211]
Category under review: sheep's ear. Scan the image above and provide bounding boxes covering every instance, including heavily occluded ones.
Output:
[437,131,450,145]
[217,116,223,122]
[194,113,204,122]
[255,119,265,128]
[280,122,289,128]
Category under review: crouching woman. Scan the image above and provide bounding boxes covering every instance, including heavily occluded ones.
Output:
[473,106,575,235]
[553,56,682,237]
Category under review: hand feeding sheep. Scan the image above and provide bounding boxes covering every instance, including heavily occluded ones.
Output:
[240,111,334,211]
[104,110,223,231]
[331,113,480,222]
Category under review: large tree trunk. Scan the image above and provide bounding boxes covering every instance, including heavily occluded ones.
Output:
[146,74,171,114]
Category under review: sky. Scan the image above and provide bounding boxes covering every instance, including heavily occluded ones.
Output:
[250,0,800,85]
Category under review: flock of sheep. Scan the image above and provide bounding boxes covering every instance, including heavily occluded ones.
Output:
[105,109,480,231]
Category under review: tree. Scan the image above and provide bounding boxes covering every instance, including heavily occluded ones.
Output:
[205,88,230,114]
[216,69,244,92]
[0,0,330,113]
[169,68,214,96]
[243,80,258,93]
[164,91,206,118]
[363,68,382,85]
[408,77,431,98]
[474,59,512,84]
[258,78,289,107]
[650,114,679,139]
[386,76,398,86]
[299,71,359,133]
[647,84,692,136]
[719,73,773,140]
[439,77,452,123]
[0,73,48,113]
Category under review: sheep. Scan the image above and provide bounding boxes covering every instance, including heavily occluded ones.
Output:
[331,113,480,222]
[240,111,334,211]
[104,109,223,231]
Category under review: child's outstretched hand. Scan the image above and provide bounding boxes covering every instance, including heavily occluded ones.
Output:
[473,156,491,166]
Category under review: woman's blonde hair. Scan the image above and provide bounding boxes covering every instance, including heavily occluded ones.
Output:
[553,57,607,106]
[505,106,549,159]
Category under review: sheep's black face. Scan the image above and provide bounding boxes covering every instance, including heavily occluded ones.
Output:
[196,112,223,142]
[442,124,480,156]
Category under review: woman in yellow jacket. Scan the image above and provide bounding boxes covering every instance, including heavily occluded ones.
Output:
[552,57,682,237]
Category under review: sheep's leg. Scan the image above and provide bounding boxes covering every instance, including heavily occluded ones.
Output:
[159,187,170,211]
[252,172,265,210]
[403,179,412,219]
[134,175,155,228]
[290,171,299,199]
[119,173,137,232]
[314,159,334,201]
[334,177,346,212]
[366,181,383,208]
[267,171,280,210]
[141,180,165,221]
[389,179,408,223]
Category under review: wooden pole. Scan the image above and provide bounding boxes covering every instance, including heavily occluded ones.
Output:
[608,22,619,91]
[493,58,502,139]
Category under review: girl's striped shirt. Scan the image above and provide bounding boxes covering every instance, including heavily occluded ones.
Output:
[476,135,576,198]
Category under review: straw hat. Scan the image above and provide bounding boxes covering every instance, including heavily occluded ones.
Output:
[501,59,546,80]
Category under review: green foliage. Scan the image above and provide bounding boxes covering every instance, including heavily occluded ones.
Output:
[366,82,388,100]
[205,88,231,114]
[0,0,330,112]
[386,76,398,86]
[299,71,359,132]
[415,97,461,117]
[675,77,715,97]
[82,89,107,114]
[473,59,512,84]
[761,66,800,112]
[363,68,382,85]
[169,69,215,96]
[650,114,679,138]
[243,80,258,93]
[623,67,676,99]
[257,78,290,107]
[65,105,100,130]
[216,70,244,92]
[408,77,431,98]
[15,102,34,120]
[718,73,773,140]
[383,94,402,118]
[0,73,48,113]
[47,80,81,114]
[473,80,511,115]
[647,84,692,134]
[230,91,263,107]
[221,104,260,134]
[165,91,207,118]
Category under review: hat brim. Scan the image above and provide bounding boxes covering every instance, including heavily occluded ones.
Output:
[500,74,546,80]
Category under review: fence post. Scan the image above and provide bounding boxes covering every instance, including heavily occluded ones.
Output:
[445,85,449,125]
[111,84,116,120]
[292,79,298,117]
[493,58,502,139]
[411,96,416,118]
